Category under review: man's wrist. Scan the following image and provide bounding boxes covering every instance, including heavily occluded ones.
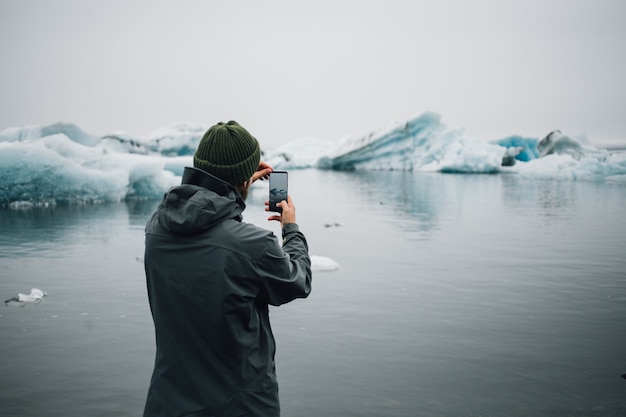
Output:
[282,223,299,237]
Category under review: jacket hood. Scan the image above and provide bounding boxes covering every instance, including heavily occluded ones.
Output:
[156,167,246,235]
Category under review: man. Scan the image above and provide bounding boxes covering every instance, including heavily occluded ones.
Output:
[143,121,312,417]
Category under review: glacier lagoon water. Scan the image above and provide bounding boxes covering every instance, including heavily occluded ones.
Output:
[1,169,625,417]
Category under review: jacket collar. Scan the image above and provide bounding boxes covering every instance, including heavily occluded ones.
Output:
[181,167,246,215]
[181,167,234,196]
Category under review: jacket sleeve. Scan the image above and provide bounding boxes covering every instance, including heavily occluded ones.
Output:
[256,223,312,306]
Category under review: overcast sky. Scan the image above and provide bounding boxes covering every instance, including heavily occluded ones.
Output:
[1,0,624,148]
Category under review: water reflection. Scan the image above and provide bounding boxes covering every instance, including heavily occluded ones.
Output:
[500,175,577,222]
[0,172,589,257]
[329,170,444,236]
[125,199,161,227]
[0,201,159,258]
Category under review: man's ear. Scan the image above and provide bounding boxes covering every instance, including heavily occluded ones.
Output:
[235,180,251,201]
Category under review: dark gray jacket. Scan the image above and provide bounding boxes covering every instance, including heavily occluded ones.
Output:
[143,167,312,417]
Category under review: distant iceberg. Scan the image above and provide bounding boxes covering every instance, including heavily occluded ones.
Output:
[1,113,625,207]
[266,112,626,178]
[313,113,621,175]
[0,122,100,146]
[316,112,505,173]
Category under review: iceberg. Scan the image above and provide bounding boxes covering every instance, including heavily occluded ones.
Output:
[265,137,338,170]
[0,122,194,207]
[1,113,625,207]
[101,122,210,156]
[0,122,100,146]
[315,112,501,172]
[266,112,626,179]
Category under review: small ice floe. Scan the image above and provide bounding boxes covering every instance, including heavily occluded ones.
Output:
[4,288,47,307]
[324,222,342,228]
[311,255,339,272]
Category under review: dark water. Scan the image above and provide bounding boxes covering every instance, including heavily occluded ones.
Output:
[1,170,625,416]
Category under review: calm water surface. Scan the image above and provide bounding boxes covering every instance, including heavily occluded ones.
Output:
[1,170,625,416]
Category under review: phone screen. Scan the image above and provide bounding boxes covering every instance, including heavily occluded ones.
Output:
[269,171,288,212]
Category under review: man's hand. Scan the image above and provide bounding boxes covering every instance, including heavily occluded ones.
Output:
[265,195,297,227]
[251,161,273,183]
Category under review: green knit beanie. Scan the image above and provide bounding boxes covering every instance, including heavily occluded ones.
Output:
[193,121,261,185]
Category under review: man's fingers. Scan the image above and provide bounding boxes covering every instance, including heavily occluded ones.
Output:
[252,167,272,182]
[252,162,273,182]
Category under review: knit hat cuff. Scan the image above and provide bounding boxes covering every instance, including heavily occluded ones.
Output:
[193,144,260,185]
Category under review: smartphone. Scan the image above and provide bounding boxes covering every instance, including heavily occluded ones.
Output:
[269,171,288,213]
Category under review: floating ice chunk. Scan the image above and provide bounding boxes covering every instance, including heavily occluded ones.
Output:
[4,288,47,307]
[311,255,339,272]
[324,222,343,228]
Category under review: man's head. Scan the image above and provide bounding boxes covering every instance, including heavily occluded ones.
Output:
[194,121,261,194]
